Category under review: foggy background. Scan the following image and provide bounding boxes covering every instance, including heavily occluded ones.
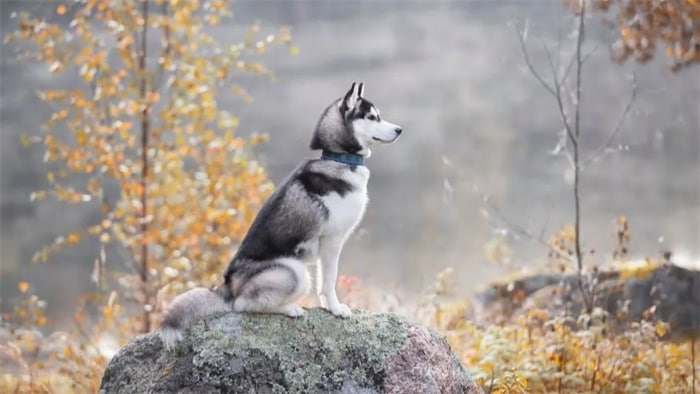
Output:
[1,1,698,322]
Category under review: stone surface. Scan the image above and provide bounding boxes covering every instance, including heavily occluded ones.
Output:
[100,308,482,394]
[474,263,700,338]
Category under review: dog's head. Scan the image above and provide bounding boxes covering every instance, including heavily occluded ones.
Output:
[310,82,402,157]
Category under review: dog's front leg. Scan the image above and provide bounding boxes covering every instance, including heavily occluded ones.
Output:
[317,235,352,318]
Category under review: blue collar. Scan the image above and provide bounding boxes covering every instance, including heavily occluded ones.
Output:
[321,150,364,166]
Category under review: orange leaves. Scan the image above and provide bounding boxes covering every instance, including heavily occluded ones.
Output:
[592,0,700,71]
[75,130,89,146]
[65,233,81,245]
[3,0,299,389]
[38,90,67,102]
[102,306,115,321]
[149,92,160,103]
[18,281,30,294]
[116,120,133,137]
[52,109,69,122]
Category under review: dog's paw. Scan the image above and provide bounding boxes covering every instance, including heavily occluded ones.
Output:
[282,304,305,318]
[327,303,352,318]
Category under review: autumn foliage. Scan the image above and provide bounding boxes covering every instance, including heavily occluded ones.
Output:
[584,0,700,71]
[1,1,698,393]
[2,0,293,391]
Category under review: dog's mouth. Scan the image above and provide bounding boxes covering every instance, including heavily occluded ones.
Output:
[372,136,398,143]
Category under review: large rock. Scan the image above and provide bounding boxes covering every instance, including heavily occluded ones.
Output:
[100,308,481,394]
[475,263,700,338]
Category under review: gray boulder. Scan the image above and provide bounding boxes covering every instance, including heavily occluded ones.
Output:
[475,263,700,338]
[100,308,482,394]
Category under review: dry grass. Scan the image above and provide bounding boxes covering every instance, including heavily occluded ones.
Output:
[1,269,698,394]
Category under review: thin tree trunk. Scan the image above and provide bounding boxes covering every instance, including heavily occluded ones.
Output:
[572,0,590,313]
[138,0,151,334]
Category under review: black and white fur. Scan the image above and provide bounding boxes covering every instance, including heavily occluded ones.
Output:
[159,83,402,348]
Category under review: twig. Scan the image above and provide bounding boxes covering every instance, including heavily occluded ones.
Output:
[692,334,697,394]
[483,197,575,264]
[513,20,557,98]
[582,73,637,167]
[544,45,577,147]
[487,369,495,394]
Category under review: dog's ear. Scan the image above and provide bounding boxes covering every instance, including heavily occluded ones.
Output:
[341,82,361,113]
[357,83,364,98]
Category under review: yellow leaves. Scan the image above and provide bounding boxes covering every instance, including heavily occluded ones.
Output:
[80,64,96,82]
[231,84,253,103]
[65,233,81,245]
[38,90,66,102]
[29,190,46,202]
[617,258,659,280]
[7,3,293,381]
[102,306,115,321]
[20,134,31,148]
[75,130,89,146]
[18,281,30,294]
[118,164,133,178]
[217,113,240,130]
[51,109,69,122]
[116,120,133,137]
[289,45,300,56]
[654,321,670,337]
[128,100,141,115]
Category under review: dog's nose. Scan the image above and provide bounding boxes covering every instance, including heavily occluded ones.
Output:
[395,127,402,135]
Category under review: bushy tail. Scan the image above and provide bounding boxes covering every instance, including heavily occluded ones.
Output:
[159,285,231,349]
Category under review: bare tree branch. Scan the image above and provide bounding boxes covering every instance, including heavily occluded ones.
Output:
[580,40,603,65]
[582,73,638,167]
[514,21,558,98]
[483,196,575,264]
[544,45,577,147]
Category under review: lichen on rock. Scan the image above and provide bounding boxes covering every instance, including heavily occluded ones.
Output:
[99,308,482,394]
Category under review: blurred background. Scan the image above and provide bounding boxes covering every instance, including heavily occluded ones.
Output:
[1,1,698,325]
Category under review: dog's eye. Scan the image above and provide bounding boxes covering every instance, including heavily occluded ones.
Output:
[367,115,377,121]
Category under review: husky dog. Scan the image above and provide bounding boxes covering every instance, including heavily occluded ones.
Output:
[159,82,402,348]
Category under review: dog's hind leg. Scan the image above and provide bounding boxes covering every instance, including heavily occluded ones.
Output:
[233,258,310,317]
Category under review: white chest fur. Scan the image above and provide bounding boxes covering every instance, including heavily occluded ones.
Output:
[320,166,369,239]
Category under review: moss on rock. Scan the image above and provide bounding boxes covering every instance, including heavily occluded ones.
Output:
[100,308,481,394]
